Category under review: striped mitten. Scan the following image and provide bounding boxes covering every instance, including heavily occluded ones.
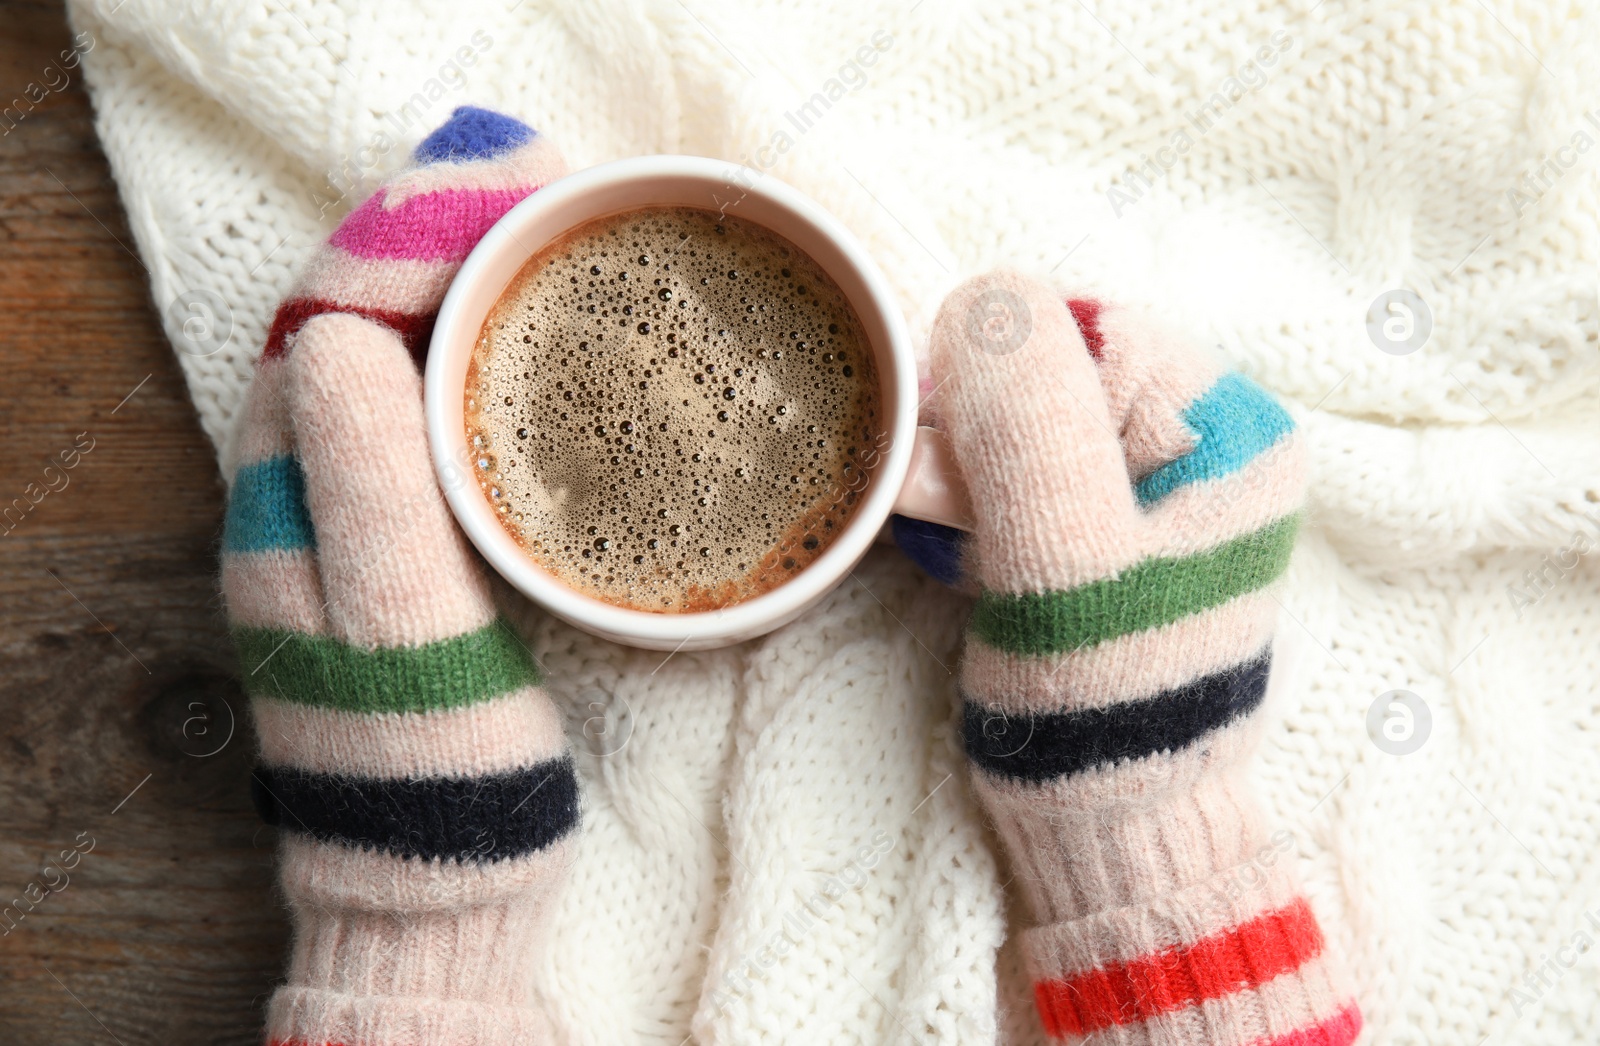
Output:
[931,273,1361,1045]
[221,109,578,1046]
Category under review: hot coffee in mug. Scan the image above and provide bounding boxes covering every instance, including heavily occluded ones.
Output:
[465,206,880,613]
[426,157,970,650]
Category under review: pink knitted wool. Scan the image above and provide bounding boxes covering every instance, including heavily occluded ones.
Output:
[221,109,575,1046]
[933,272,1360,1045]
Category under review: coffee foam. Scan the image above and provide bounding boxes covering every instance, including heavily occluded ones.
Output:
[465,205,881,613]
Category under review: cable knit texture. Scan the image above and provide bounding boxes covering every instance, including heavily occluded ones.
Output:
[70,0,1600,1043]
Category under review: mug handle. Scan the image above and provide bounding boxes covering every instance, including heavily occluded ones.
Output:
[891,426,975,531]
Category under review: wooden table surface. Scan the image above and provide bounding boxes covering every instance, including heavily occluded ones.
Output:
[0,2,289,1042]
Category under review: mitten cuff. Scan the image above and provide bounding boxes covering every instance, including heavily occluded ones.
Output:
[266,984,556,1046]
[265,836,571,1045]
[973,729,1266,922]
[266,892,558,1046]
[1020,862,1360,1046]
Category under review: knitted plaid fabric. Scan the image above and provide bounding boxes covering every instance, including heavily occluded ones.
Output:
[932,272,1360,1045]
[220,108,575,1046]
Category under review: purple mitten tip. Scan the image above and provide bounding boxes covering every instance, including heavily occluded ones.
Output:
[414,106,536,164]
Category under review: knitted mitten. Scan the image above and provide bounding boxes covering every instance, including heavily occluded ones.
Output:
[221,108,577,1046]
[931,272,1360,1044]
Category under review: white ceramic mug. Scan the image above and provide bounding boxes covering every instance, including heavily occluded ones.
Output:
[425,156,970,650]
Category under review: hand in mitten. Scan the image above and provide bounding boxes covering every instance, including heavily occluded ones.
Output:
[221,108,578,1046]
[931,273,1360,1044]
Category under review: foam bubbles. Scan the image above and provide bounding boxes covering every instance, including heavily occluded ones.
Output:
[464,206,880,613]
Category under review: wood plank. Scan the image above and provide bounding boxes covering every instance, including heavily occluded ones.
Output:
[0,2,288,1043]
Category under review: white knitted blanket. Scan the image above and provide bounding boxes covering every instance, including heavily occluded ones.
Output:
[70,0,1600,1042]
